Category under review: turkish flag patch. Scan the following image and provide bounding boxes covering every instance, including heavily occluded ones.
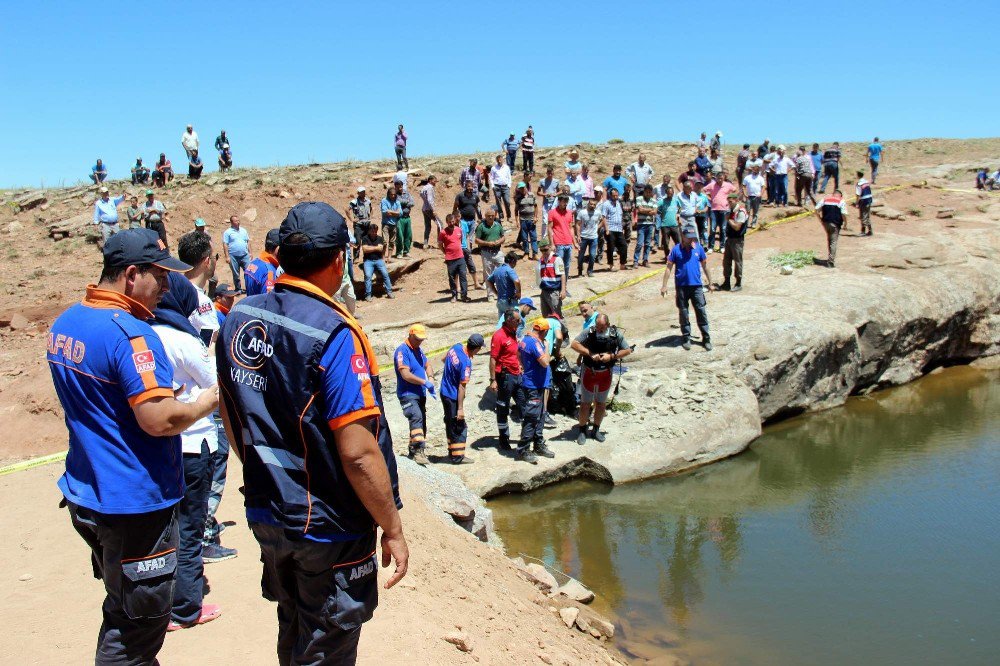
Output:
[133,350,156,374]
[350,355,368,374]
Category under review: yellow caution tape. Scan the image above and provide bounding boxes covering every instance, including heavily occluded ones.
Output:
[0,450,67,476]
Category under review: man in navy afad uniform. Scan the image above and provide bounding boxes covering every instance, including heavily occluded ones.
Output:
[47,229,219,664]
[218,202,407,665]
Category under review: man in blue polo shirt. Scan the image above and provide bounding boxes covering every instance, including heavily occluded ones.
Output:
[867,137,884,184]
[395,324,435,466]
[486,253,522,316]
[495,296,537,339]
[48,228,219,664]
[660,228,715,351]
[439,334,484,464]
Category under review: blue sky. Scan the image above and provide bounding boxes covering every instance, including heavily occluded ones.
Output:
[1,1,995,188]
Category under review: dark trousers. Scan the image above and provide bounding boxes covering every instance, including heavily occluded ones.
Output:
[518,387,545,452]
[723,237,744,285]
[204,415,229,544]
[506,150,517,170]
[522,151,534,173]
[446,257,468,299]
[146,220,167,247]
[496,371,522,442]
[250,523,376,666]
[173,440,211,624]
[422,210,435,246]
[709,210,728,249]
[607,230,627,267]
[659,227,681,259]
[395,146,408,170]
[519,219,538,255]
[820,163,839,192]
[694,214,709,246]
[823,222,841,266]
[67,502,178,666]
[352,223,368,259]
[442,395,468,459]
[747,196,761,226]
[795,175,816,206]
[399,396,427,452]
[859,199,873,233]
[676,285,710,342]
[596,229,606,262]
[578,237,598,274]
[766,173,776,203]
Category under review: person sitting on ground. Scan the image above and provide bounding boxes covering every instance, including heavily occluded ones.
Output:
[90,158,108,184]
[570,313,631,445]
[153,153,174,187]
[131,157,150,185]
[244,228,282,296]
[218,144,233,171]
[188,150,204,180]
[990,168,1000,190]
[440,334,485,465]
[361,223,393,301]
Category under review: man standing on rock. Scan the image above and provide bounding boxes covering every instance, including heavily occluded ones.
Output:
[742,164,766,228]
[222,215,252,293]
[395,324,435,466]
[439,214,469,302]
[815,189,847,268]
[440,334,485,465]
[490,308,524,451]
[217,202,407,664]
[517,319,555,464]
[521,126,535,174]
[394,124,408,171]
[142,189,169,245]
[570,314,631,445]
[182,125,199,160]
[660,229,714,351]
[855,170,874,236]
[536,238,566,318]
[347,187,372,260]
[721,192,748,291]
[380,186,402,258]
[93,186,126,248]
[393,180,415,257]
[491,153,513,225]
[48,229,217,665]
[819,141,842,193]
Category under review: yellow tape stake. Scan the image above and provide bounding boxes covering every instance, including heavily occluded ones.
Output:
[0,450,67,476]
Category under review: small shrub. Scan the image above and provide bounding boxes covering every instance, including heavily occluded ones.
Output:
[767,250,816,269]
[907,208,923,217]
[608,400,634,413]
[608,138,625,144]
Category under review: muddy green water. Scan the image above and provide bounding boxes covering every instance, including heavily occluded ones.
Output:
[491,367,1000,665]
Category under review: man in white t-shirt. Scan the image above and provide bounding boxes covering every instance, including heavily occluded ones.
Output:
[181,124,200,159]
[490,153,513,224]
[151,272,223,631]
[742,164,766,227]
[178,232,220,345]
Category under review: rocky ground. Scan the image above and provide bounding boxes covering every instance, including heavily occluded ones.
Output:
[1,137,998,664]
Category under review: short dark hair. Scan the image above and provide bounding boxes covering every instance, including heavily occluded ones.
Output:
[177,231,212,266]
[99,262,152,284]
[503,307,520,326]
[506,253,519,267]
[279,232,339,277]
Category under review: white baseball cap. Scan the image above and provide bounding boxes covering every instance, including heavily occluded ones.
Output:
[357,186,366,192]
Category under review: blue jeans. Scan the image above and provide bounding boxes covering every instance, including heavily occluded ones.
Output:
[556,244,572,272]
[506,150,517,170]
[709,210,728,248]
[203,414,229,544]
[541,200,554,237]
[173,439,211,624]
[578,237,598,274]
[633,225,654,265]
[229,253,250,291]
[774,174,788,205]
[520,219,538,255]
[363,258,392,297]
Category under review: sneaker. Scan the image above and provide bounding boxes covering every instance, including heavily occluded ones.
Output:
[682,339,692,351]
[167,604,223,632]
[706,248,714,254]
[410,448,429,466]
[363,295,373,302]
[704,341,714,351]
[386,293,395,299]
[732,284,742,292]
[515,448,538,464]
[720,282,731,291]
[576,428,587,446]
[202,543,238,564]
[591,426,606,443]
[534,442,555,458]
[544,413,557,428]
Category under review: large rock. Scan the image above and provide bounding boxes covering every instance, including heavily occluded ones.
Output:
[396,457,498,545]
[13,191,47,212]
[523,563,558,591]
[555,578,595,604]
[558,607,579,628]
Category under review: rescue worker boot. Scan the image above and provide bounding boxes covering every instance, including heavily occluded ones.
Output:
[409,446,429,466]
[534,441,555,458]
[515,444,538,464]
[497,433,513,451]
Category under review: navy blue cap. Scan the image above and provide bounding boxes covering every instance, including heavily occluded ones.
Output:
[103,228,191,272]
[265,228,281,249]
[279,202,350,250]
[467,333,485,349]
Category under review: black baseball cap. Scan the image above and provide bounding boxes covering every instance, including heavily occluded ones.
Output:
[103,228,191,271]
[279,202,350,250]
[214,283,239,297]
[467,333,485,349]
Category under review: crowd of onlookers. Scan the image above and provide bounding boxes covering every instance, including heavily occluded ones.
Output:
[89,124,233,188]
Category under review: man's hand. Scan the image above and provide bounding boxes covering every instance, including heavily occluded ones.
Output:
[660,286,669,298]
[456,408,465,421]
[380,529,409,589]
[488,379,498,393]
